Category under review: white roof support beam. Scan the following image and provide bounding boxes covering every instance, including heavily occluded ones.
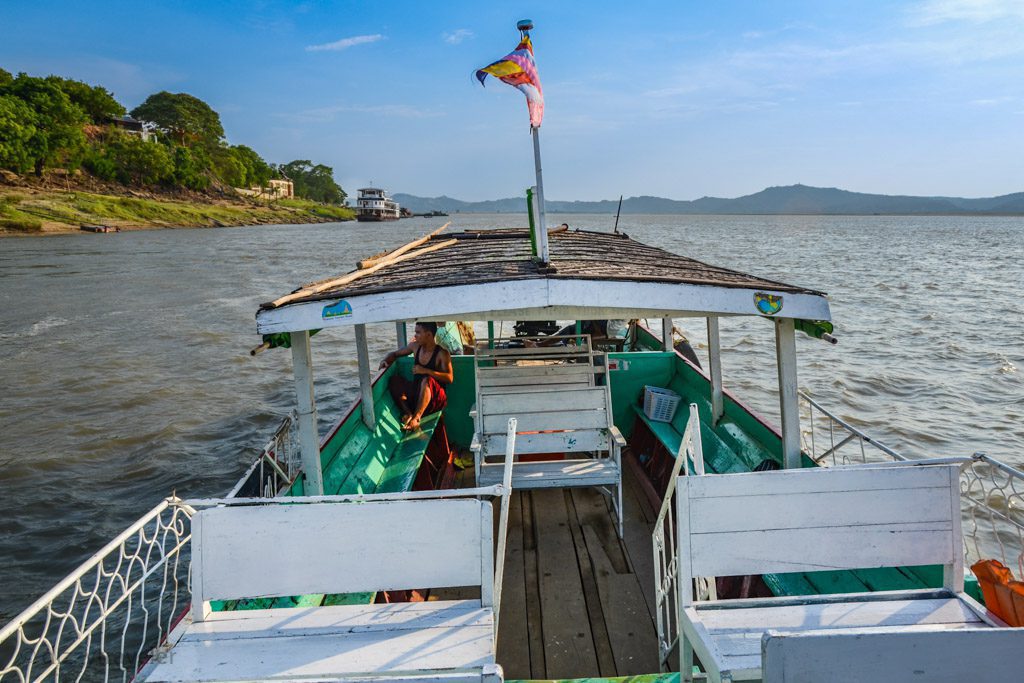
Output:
[290,330,324,495]
[395,321,407,347]
[256,279,831,335]
[354,324,376,430]
[775,318,801,469]
[707,316,724,426]
[661,317,673,351]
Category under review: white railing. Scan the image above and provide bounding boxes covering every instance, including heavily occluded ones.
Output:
[0,498,194,683]
[226,411,300,499]
[800,391,1024,576]
[652,404,704,673]
[0,412,298,682]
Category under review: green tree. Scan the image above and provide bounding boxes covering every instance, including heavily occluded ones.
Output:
[171,145,210,190]
[211,145,246,187]
[46,76,126,124]
[105,132,173,185]
[231,145,273,187]
[0,68,12,87]
[0,95,37,172]
[130,92,224,147]
[278,160,346,204]
[5,74,87,174]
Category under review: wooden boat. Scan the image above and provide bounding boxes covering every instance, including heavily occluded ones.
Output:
[4,223,1022,683]
[79,223,119,233]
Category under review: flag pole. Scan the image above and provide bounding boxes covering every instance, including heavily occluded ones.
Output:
[531,124,549,263]
[517,18,549,264]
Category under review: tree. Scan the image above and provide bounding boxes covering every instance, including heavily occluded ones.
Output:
[211,145,246,187]
[231,145,273,187]
[0,68,12,87]
[105,132,173,185]
[5,74,87,174]
[46,76,126,124]
[171,145,210,190]
[130,92,224,147]
[278,159,346,204]
[0,95,37,173]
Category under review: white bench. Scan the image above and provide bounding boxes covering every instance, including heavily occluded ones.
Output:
[677,463,1006,683]
[471,337,624,537]
[141,446,517,683]
[761,627,1024,682]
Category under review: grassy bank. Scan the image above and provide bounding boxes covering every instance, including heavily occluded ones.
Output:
[0,188,355,236]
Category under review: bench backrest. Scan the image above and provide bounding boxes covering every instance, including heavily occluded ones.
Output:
[477,386,613,454]
[191,497,493,620]
[762,628,1024,682]
[677,463,963,604]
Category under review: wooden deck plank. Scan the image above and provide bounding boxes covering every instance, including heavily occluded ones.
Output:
[581,520,659,675]
[532,488,600,678]
[620,457,659,623]
[495,491,531,680]
[565,491,618,677]
[521,491,546,678]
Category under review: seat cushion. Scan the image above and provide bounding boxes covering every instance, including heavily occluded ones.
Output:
[143,600,494,682]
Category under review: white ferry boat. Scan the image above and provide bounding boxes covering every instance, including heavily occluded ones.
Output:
[356,187,401,222]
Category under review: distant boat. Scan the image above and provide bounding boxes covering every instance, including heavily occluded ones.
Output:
[355,187,400,222]
[80,224,119,233]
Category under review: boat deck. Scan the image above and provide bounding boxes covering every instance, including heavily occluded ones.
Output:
[485,462,661,679]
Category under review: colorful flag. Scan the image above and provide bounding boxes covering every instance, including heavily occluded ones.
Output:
[476,33,544,128]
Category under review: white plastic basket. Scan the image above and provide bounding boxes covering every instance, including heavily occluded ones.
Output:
[643,385,681,423]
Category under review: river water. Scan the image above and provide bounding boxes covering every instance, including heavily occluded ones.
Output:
[1,214,1022,620]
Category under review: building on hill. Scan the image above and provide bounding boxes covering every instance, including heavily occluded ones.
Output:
[236,179,294,200]
[107,116,155,142]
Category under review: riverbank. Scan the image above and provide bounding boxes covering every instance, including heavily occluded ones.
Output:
[0,187,355,236]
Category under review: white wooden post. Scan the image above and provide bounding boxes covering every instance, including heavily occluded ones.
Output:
[355,324,376,430]
[395,321,407,347]
[707,316,724,425]
[290,330,324,495]
[662,317,673,351]
[775,318,800,469]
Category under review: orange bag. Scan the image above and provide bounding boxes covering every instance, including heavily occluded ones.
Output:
[970,559,1016,625]
[1007,581,1024,628]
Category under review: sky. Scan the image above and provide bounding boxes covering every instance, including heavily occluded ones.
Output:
[2,0,1023,201]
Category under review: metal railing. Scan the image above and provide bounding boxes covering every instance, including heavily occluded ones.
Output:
[800,391,1024,576]
[225,411,300,499]
[0,498,194,683]
[0,412,298,682]
[653,404,704,673]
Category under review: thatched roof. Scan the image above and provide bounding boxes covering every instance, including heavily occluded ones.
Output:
[261,229,824,311]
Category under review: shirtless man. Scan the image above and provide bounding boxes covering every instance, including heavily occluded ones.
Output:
[379,321,454,431]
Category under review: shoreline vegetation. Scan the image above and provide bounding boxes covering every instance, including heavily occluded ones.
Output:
[0,183,354,237]
[1,68,353,236]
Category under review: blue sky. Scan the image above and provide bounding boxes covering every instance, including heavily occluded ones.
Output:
[3,0,1023,200]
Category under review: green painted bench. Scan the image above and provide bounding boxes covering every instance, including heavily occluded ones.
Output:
[215,365,448,612]
[629,404,956,601]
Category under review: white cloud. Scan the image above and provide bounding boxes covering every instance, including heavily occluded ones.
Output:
[306,34,383,52]
[910,0,1024,25]
[442,29,473,45]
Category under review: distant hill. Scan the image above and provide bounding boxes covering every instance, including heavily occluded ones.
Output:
[394,185,1024,215]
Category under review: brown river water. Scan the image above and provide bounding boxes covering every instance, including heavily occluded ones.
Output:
[1,214,1022,621]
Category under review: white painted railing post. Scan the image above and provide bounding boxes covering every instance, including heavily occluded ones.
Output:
[707,316,724,426]
[290,330,324,495]
[493,417,517,644]
[662,317,673,351]
[775,318,801,469]
[355,324,376,430]
[395,321,407,347]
